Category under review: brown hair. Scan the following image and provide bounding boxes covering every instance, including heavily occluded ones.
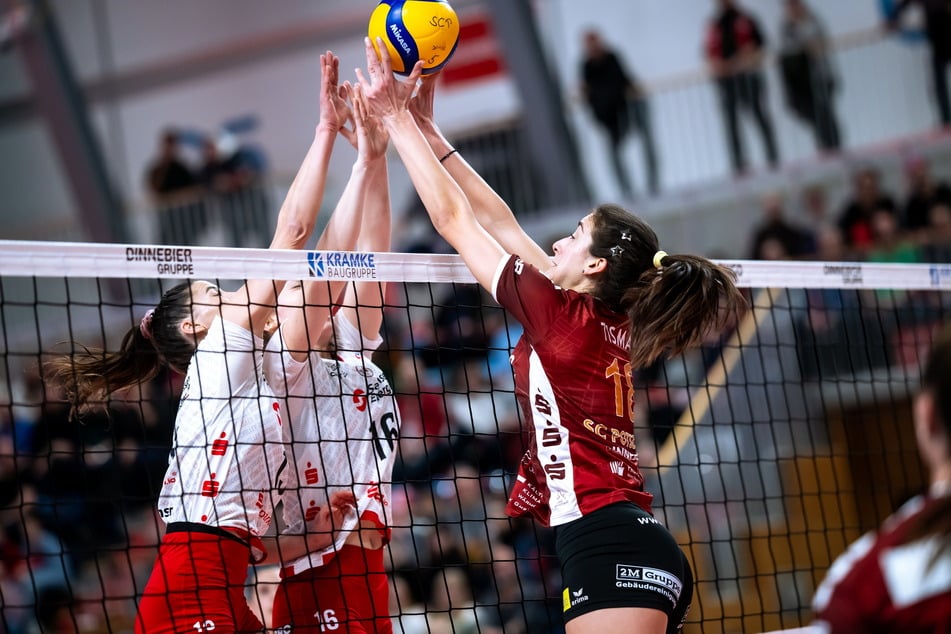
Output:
[900,323,951,554]
[589,204,745,367]
[45,282,197,415]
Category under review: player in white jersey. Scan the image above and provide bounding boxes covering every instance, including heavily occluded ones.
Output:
[263,86,401,633]
[46,53,358,634]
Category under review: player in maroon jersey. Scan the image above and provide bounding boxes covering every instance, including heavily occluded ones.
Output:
[808,322,951,632]
[764,324,951,634]
[356,41,745,634]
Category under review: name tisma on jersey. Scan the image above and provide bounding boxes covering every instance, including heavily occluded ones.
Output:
[600,323,630,350]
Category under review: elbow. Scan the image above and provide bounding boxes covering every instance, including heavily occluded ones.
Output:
[273,213,314,250]
[429,203,463,238]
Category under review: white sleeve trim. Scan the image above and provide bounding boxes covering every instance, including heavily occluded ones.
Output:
[490,254,511,302]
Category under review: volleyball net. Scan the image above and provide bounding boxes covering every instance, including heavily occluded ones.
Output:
[1,240,949,633]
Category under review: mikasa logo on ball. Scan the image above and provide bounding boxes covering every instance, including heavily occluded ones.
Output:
[389,23,412,54]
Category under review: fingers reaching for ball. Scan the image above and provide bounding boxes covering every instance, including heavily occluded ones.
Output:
[318,50,351,134]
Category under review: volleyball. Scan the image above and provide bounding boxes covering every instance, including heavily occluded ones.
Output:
[368,0,460,76]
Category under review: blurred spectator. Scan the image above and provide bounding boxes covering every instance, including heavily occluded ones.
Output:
[199,135,273,247]
[146,129,196,199]
[145,129,207,246]
[812,223,847,262]
[867,206,920,263]
[837,166,898,249]
[888,0,951,125]
[778,0,842,151]
[749,191,812,259]
[798,183,834,253]
[580,29,659,197]
[796,225,867,379]
[427,567,480,633]
[865,206,918,341]
[704,0,780,173]
[900,154,951,231]
[921,201,951,261]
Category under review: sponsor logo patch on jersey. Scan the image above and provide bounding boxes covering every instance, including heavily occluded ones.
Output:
[615,564,683,605]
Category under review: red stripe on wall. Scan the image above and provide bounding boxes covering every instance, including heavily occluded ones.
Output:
[441,10,506,86]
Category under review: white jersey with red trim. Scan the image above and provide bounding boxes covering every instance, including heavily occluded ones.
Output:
[157,317,285,545]
[263,314,399,575]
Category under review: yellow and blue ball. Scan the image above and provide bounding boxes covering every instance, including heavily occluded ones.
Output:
[368,0,460,76]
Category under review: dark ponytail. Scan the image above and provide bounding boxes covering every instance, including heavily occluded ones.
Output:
[45,282,197,415]
[900,323,951,553]
[589,204,745,368]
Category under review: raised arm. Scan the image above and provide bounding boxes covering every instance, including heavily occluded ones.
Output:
[358,37,508,293]
[279,81,390,357]
[408,76,552,272]
[336,86,391,343]
[221,52,348,334]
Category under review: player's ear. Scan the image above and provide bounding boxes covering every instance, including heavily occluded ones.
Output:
[180,319,207,338]
[585,257,607,276]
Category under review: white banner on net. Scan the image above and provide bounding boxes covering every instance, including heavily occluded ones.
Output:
[2,240,951,290]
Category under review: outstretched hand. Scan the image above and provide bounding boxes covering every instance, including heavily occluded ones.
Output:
[349,82,389,161]
[318,51,353,137]
[355,36,423,122]
[408,74,437,130]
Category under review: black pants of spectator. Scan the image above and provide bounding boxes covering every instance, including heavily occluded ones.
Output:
[931,51,950,126]
[717,72,780,173]
[626,98,660,195]
[806,76,842,151]
[600,99,660,198]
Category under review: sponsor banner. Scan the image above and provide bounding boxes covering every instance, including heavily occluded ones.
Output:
[2,242,950,290]
[712,260,949,290]
[0,241,476,284]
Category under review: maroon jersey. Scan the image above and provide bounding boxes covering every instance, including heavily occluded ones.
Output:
[812,488,951,633]
[492,255,653,527]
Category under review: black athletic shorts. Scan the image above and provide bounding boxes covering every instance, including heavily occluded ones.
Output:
[554,502,693,632]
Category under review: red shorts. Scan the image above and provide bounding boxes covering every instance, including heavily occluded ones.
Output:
[135,525,263,634]
[271,545,391,633]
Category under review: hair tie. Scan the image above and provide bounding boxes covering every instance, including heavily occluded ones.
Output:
[653,250,668,269]
[139,309,155,340]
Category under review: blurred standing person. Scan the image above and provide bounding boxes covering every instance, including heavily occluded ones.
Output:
[145,129,205,245]
[704,0,780,174]
[580,29,659,197]
[889,0,951,126]
[778,0,842,151]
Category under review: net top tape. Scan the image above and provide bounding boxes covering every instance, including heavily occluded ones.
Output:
[2,240,951,290]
